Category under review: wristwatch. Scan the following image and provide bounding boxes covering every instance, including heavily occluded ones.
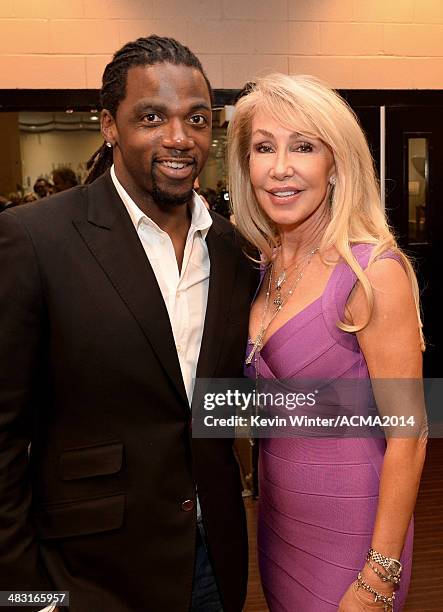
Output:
[367,548,402,584]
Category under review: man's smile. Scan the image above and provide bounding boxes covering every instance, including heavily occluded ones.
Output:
[154,156,196,180]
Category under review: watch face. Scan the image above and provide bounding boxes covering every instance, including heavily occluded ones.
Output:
[387,559,402,575]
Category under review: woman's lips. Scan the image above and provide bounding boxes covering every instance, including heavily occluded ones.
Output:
[267,189,303,204]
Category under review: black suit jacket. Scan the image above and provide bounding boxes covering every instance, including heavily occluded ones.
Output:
[0,172,258,612]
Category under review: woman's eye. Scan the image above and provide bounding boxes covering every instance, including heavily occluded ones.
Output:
[255,143,274,153]
[293,142,313,153]
[189,115,207,126]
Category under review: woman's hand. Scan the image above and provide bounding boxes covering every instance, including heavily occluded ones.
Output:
[338,581,390,611]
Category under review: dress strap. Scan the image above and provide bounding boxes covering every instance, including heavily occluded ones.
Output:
[321,244,403,350]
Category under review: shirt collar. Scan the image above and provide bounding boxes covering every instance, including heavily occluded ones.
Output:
[110,165,212,239]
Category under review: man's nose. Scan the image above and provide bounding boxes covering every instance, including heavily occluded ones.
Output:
[162,119,194,150]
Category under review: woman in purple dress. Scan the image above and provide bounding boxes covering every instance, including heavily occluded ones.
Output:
[227,75,427,611]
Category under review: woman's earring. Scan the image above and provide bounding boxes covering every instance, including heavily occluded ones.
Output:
[329,176,336,205]
[105,142,113,148]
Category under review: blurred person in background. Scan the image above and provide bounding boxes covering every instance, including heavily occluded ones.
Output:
[0,191,23,210]
[33,177,53,199]
[23,192,38,203]
[0,195,13,211]
[52,167,78,193]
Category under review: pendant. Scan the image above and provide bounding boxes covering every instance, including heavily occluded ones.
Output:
[273,295,283,307]
[245,330,264,365]
[275,271,286,291]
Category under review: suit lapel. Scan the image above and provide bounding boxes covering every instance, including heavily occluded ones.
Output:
[73,172,188,406]
[196,218,239,380]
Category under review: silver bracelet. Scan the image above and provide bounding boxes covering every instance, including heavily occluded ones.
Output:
[367,548,402,584]
[366,559,400,585]
[356,572,395,611]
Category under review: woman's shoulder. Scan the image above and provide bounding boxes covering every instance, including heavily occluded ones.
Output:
[350,240,393,259]
[346,243,414,325]
[325,242,408,308]
[349,242,406,272]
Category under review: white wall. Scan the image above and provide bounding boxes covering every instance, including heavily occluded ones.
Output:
[1,0,443,89]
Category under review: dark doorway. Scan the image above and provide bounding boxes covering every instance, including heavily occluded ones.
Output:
[385,106,443,376]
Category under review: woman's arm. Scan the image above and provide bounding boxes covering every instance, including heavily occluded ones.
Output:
[339,257,427,610]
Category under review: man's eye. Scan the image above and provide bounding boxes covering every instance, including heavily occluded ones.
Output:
[189,115,207,126]
[142,113,162,123]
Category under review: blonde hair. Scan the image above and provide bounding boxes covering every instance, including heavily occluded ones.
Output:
[227,74,424,347]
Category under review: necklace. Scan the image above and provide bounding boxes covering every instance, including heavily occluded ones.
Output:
[273,246,319,308]
[245,246,319,366]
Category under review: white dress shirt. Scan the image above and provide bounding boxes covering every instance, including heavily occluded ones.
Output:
[110,165,212,403]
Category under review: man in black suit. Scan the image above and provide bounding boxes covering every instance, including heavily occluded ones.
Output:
[0,36,256,612]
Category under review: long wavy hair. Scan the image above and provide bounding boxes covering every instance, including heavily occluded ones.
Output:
[227,74,424,347]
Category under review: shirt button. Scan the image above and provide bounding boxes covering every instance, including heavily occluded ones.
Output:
[176,292,181,299]
[176,344,182,352]
[181,499,195,512]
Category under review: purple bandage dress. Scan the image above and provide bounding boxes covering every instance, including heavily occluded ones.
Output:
[246,244,413,611]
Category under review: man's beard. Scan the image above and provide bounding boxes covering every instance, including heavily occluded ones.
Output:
[150,166,196,209]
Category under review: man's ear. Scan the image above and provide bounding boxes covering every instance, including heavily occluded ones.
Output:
[101,109,117,146]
